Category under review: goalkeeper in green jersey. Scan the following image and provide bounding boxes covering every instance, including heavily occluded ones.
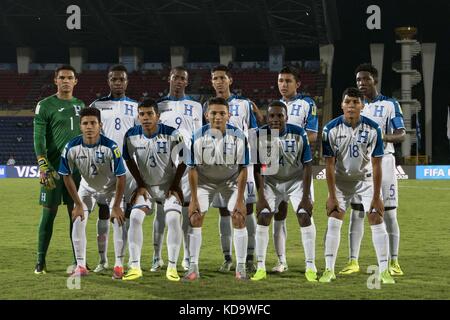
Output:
[33,65,85,274]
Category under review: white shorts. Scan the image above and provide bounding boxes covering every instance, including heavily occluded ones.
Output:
[335,179,373,213]
[197,177,239,213]
[381,153,398,208]
[78,183,124,213]
[123,170,137,204]
[211,165,256,207]
[264,177,312,213]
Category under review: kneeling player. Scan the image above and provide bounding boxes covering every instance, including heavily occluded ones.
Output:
[122,99,186,281]
[59,107,126,279]
[251,101,317,282]
[185,97,249,281]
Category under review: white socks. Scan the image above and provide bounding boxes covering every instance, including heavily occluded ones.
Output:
[165,211,182,269]
[273,219,287,263]
[233,228,248,265]
[219,215,232,258]
[384,209,400,260]
[324,217,343,271]
[349,210,365,260]
[153,204,165,261]
[128,209,145,269]
[72,214,89,267]
[96,218,109,264]
[300,219,317,272]
[246,213,257,257]
[112,220,124,267]
[255,225,269,270]
[189,227,202,266]
[371,223,389,273]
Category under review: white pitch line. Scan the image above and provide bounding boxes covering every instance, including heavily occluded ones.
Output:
[399,186,450,190]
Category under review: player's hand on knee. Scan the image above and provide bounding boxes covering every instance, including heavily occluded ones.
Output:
[72,205,85,222]
[188,199,201,217]
[110,206,125,226]
[326,197,341,216]
[369,197,384,217]
[232,200,247,218]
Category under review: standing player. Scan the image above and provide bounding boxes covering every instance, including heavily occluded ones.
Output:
[58,108,126,277]
[33,65,85,274]
[184,97,249,281]
[122,99,186,281]
[210,64,259,273]
[339,64,405,276]
[152,66,204,272]
[272,65,318,273]
[89,64,138,276]
[319,87,394,284]
[251,101,317,282]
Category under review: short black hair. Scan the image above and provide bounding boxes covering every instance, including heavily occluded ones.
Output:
[80,107,101,123]
[342,87,364,100]
[138,98,159,113]
[108,64,128,74]
[54,65,77,78]
[170,65,188,75]
[211,64,232,77]
[268,100,288,115]
[355,63,378,80]
[207,97,229,110]
[279,65,299,82]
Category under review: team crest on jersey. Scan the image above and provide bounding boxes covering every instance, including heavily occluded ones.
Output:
[95,151,106,163]
[73,105,82,116]
[357,130,369,144]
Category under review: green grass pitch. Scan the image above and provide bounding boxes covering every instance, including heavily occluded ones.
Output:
[0,178,449,300]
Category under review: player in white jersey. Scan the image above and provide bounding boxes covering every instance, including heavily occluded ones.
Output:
[184,97,249,281]
[89,64,138,274]
[340,64,406,276]
[58,108,126,278]
[121,99,186,282]
[319,87,395,284]
[209,65,259,274]
[151,66,204,273]
[271,65,319,273]
[250,101,318,282]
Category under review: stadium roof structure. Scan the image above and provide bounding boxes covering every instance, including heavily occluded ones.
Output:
[0,0,331,48]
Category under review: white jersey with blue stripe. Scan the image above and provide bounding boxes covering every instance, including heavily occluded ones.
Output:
[123,123,183,187]
[281,94,318,133]
[59,134,126,191]
[158,95,203,146]
[257,124,312,181]
[89,95,139,151]
[188,124,249,183]
[322,115,384,181]
[361,94,405,154]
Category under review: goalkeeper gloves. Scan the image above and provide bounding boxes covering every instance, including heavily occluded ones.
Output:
[38,157,59,190]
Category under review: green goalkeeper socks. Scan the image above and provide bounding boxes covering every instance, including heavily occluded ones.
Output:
[37,207,56,264]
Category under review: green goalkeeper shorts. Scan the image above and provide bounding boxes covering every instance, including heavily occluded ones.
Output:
[38,172,81,207]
